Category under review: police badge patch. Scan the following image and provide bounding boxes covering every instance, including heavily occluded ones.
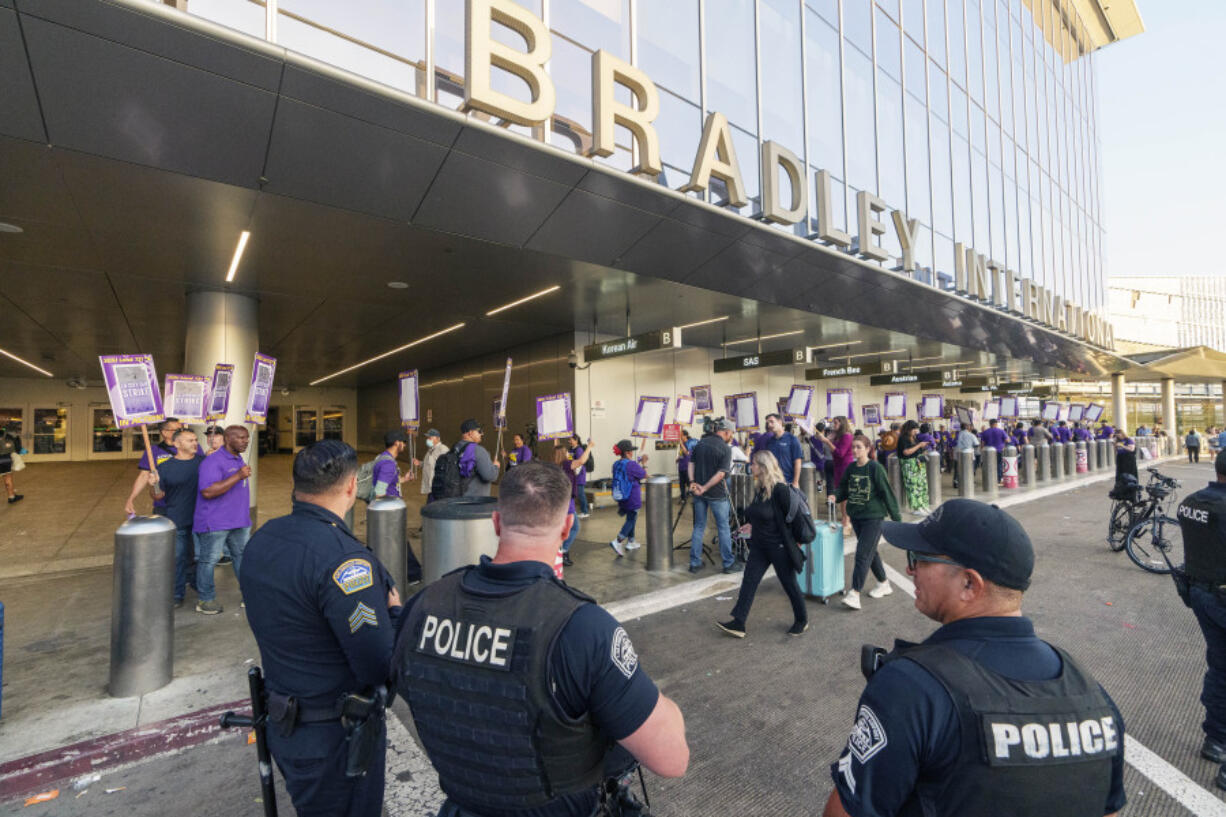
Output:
[848,705,888,763]
[611,627,638,678]
[333,559,374,594]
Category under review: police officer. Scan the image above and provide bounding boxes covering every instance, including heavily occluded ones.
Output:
[823,499,1125,817]
[1175,449,1226,785]
[393,461,689,817]
[240,440,402,817]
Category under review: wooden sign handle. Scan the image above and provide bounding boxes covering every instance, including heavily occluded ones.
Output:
[140,423,158,480]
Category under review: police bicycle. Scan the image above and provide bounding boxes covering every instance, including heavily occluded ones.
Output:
[1121,469,1184,574]
[1107,467,1178,552]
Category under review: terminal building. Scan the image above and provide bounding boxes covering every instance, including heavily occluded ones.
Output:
[1,0,1182,504]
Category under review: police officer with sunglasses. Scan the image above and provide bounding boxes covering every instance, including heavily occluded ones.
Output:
[823,499,1126,817]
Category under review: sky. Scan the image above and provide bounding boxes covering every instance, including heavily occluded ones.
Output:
[1097,0,1226,279]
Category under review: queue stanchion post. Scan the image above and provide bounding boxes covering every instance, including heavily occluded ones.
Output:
[1073,441,1086,474]
[644,476,674,571]
[925,450,942,508]
[1002,445,1019,490]
[1036,442,1051,483]
[980,447,999,500]
[367,497,408,593]
[1021,444,1036,487]
[109,515,177,697]
[887,455,904,510]
[957,449,975,499]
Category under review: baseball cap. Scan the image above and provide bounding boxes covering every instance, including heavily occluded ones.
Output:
[384,429,408,447]
[714,418,735,432]
[460,418,482,434]
[614,438,637,455]
[425,428,441,439]
[881,499,1034,591]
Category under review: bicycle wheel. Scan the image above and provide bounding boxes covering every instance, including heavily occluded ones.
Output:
[1125,515,1183,574]
[1107,501,1132,551]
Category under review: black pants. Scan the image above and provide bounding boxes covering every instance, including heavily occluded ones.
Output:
[730,540,807,626]
[269,722,385,817]
[1190,445,1201,463]
[849,517,888,592]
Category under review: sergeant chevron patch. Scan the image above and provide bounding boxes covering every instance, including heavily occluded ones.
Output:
[348,601,378,633]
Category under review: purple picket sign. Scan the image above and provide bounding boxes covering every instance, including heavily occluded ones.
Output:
[244,352,277,426]
[99,354,164,430]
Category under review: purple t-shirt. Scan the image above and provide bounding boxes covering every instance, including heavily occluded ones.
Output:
[194,448,251,533]
[615,459,648,511]
[372,453,400,498]
[569,445,588,487]
[1097,425,1115,439]
[916,432,937,448]
[980,427,1008,451]
[507,446,533,467]
[1056,426,1072,443]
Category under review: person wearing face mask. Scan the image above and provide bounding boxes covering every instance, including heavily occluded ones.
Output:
[413,429,447,503]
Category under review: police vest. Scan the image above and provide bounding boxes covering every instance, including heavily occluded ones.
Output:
[1180,489,1226,586]
[399,568,611,815]
[888,642,1118,816]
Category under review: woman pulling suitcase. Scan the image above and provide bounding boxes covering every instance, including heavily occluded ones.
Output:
[835,435,902,610]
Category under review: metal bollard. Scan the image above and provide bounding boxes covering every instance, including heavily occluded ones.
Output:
[109,515,177,697]
[1106,439,1116,468]
[1071,441,1085,474]
[644,476,674,571]
[1052,442,1065,481]
[925,450,942,508]
[888,455,905,509]
[1036,443,1051,483]
[958,449,975,498]
[980,447,999,500]
[1084,439,1095,472]
[1097,439,1109,470]
[800,463,820,518]
[1002,445,1019,489]
[1021,444,1036,487]
[367,497,407,594]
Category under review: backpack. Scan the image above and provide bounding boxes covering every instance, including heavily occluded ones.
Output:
[611,459,633,502]
[431,441,472,499]
[781,484,818,544]
[584,449,595,474]
[355,452,394,503]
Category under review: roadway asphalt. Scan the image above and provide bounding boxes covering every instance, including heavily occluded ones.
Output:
[4,457,1220,816]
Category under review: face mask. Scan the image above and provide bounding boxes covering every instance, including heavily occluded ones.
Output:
[426,439,436,448]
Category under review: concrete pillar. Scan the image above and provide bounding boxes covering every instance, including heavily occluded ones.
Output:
[184,291,260,525]
[1221,380,1226,429]
[1111,373,1127,433]
[1161,377,1177,445]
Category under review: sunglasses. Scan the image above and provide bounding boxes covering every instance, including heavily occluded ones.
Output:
[906,551,964,570]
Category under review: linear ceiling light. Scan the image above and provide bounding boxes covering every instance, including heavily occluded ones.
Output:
[0,347,54,377]
[906,355,946,364]
[309,322,466,385]
[677,316,730,330]
[722,329,804,347]
[847,348,906,359]
[808,340,863,352]
[225,231,251,283]
[485,285,560,316]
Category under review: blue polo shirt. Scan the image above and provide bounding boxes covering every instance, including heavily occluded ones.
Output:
[830,616,1125,816]
[761,432,804,483]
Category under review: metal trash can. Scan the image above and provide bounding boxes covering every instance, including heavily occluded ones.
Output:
[109,515,177,698]
[1036,443,1051,483]
[800,463,821,517]
[980,447,999,500]
[925,450,942,508]
[644,476,673,571]
[421,497,498,583]
[367,497,407,593]
[958,449,975,498]
[1021,444,1036,487]
[887,455,904,509]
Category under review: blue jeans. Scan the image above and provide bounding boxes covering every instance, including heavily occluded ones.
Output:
[174,527,198,601]
[574,483,590,515]
[563,513,579,553]
[617,509,638,541]
[196,526,250,602]
[691,496,734,569]
[1191,585,1226,742]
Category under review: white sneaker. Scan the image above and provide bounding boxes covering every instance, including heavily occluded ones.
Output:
[609,538,626,557]
[842,589,862,610]
[868,581,893,599]
[624,539,642,550]
[578,512,591,519]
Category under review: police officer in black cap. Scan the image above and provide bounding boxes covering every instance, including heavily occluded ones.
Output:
[241,439,403,817]
[393,461,689,816]
[823,499,1125,817]
[1175,449,1226,785]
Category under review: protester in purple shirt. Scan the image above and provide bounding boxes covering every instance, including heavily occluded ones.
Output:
[193,425,252,614]
[373,429,412,499]
[503,433,533,470]
[609,439,649,556]
[124,417,181,516]
[567,434,592,518]
[1097,421,1115,440]
[980,419,1010,483]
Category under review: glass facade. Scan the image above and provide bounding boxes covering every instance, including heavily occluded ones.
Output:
[183,0,1107,313]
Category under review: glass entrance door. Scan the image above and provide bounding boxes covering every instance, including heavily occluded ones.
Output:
[90,407,124,457]
[322,408,345,442]
[32,407,69,460]
[295,408,319,450]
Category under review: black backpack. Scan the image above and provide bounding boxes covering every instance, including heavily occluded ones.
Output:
[782,485,818,544]
[584,449,595,473]
[431,441,471,499]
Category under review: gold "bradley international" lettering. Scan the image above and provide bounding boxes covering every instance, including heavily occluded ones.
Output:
[461,0,1112,350]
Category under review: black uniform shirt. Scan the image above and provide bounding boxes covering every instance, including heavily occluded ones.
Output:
[241,501,402,713]
[690,434,732,499]
[830,616,1126,817]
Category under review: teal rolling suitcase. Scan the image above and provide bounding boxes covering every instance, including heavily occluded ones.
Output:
[799,497,845,602]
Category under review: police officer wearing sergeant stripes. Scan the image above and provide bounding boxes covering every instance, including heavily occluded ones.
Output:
[393,461,690,817]
[240,440,403,817]
[824,499,1125,817]
[1175,449,1226,787]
